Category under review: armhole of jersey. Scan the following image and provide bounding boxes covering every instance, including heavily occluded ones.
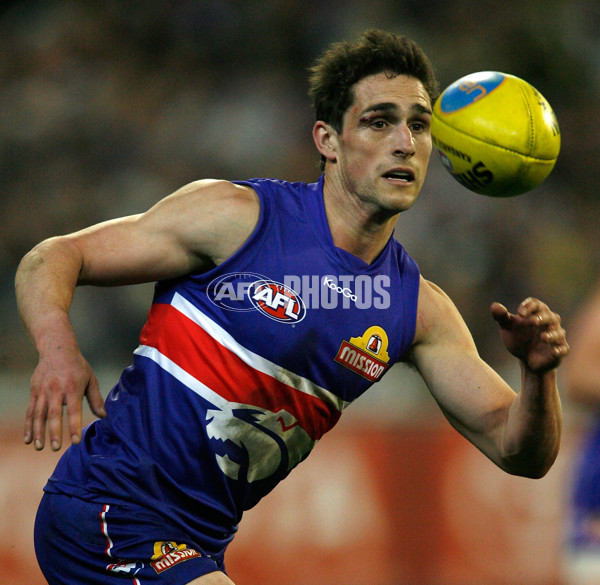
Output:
[399,251,421,358]
[191,180,273,279]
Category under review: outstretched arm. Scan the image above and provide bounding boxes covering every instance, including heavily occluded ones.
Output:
[489,298,567,475]
[16,180,259,451]
[409,279,568,478]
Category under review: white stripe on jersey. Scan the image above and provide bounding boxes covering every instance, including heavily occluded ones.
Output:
[168,292,348,413]
[134,344,230,410]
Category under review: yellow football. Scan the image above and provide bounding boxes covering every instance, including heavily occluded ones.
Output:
[431,71,561,197]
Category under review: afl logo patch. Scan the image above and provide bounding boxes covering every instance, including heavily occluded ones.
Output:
[248,279,306,324]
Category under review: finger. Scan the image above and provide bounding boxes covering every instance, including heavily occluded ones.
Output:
[534,310,561,330]
[516,303,547,327]
[490,302,512,326]
[32,393,49,450]
[516,297,546,318]
[541,322,565,341]
[65,391,83,446]
[551,345,568,358]
[46,392,65,451]
[538,321,569,363]
[517,297,534,317]
[546,326,569,351]
[554,340,570,356]
[24,394,37,445]
[85,375,106,419]
[520,300,561,330]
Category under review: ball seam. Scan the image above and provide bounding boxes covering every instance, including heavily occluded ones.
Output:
[431,115,556,162]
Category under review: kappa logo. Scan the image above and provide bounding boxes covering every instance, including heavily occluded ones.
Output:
[248,279,306,324]
[150,541,201,574]
[334,326,391,382]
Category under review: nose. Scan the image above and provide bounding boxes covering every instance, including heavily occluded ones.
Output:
[393,124,415,158]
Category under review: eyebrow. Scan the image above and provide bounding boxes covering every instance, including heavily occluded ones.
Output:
[362,102,432,116]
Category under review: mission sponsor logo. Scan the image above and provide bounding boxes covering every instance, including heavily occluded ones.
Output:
[150,542,201,574]
[335,326,391,382]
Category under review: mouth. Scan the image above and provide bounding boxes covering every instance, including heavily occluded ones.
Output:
[382,168,415,183]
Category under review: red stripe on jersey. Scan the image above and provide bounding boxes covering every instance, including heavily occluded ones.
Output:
[140,303,340,440]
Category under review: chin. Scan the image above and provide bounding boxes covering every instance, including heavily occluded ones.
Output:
[388,187,420,212]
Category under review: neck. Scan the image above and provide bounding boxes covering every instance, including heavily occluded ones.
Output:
[322,174,399,265]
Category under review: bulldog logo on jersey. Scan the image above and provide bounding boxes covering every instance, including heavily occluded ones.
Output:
[335,326,391,382]
[248,279,306,324]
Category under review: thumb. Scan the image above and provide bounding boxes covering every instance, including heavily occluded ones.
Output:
[86,374,106,419]
[490,302,512,328]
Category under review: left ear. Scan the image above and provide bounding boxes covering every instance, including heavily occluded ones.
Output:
[312,121,338,163]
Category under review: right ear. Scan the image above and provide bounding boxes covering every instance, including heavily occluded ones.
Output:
[312,121,338,164]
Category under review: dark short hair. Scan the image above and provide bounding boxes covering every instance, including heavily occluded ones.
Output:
[308,29,439,134]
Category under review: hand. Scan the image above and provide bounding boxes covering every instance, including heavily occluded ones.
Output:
[491,297,569,374]
[24,346,106,451]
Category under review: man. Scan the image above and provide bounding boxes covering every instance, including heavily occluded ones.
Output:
[16,29,568,585]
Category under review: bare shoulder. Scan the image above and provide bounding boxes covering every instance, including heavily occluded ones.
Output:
[156,179,259,226]
[56,179,262,286]
[144,179,261,266]
[167,179,258,208]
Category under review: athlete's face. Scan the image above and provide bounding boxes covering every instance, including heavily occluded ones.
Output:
[322,73,433,213]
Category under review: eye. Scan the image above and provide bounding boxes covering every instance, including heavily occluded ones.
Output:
[410,118,430,133]
[370,118,389,130]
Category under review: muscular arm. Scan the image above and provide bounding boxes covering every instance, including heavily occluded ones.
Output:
[408,278,567,478]
[16,179,260,450]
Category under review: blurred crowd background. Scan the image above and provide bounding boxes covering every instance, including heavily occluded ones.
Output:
[2,0,600,403]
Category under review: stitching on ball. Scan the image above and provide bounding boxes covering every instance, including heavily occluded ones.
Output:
[431,114,555,162]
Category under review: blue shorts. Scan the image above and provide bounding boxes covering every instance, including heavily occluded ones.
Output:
[35,493,227,585]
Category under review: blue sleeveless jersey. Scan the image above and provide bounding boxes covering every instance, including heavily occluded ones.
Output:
[45,176,420,555]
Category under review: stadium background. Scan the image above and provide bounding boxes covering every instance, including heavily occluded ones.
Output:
[1,1,599,583]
